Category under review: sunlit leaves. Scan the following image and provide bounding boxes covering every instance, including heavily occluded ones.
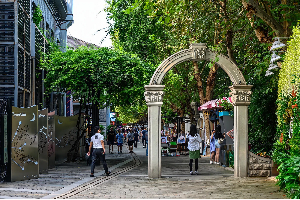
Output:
[41,44,155,108]
[273,25,300,199]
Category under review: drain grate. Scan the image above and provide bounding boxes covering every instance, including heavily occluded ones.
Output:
[43,152,142,199]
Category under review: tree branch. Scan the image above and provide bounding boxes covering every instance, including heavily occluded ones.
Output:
[241,0,285,37]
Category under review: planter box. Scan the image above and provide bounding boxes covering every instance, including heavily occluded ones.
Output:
[219,111,233,117]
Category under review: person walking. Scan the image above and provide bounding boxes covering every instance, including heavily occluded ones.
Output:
[87,126,111,177]
[141,128,147,148]
[214,125,225,165]
[116,129,124,154]
[134,130,139,148]
[107,127,115,154]
[127,130,134,153]
[145,128,148,156]
[210,130,216,164]
[187,124,202,175]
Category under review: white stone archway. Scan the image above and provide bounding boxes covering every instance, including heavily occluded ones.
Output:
[144,43,252,178]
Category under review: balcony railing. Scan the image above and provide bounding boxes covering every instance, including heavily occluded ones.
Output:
[47,0,67,20]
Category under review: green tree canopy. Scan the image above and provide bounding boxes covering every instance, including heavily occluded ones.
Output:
[106,0,299,153]
[41,44,155,108]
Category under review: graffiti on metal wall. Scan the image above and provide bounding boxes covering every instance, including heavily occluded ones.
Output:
[55,115,81,162]
[0,99,12,182]
[38,109,48,174]
[11,106,39,181]
[48,113,55,169]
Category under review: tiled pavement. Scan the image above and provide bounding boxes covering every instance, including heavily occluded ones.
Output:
[0,143,287,199]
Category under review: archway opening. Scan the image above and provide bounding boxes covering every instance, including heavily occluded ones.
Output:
[144,43,252,178]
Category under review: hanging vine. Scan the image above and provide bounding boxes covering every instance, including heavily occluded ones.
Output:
[32,6,43,28]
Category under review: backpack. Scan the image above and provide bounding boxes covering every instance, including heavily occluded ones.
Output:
[128,132,134,141]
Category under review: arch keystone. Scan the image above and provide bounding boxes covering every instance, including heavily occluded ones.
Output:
[190,43,207,61]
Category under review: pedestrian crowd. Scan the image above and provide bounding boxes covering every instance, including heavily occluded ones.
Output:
[85,125,148,177]
[85,123,227,177]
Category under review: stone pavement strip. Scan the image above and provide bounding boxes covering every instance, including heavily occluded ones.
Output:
[0,143,287,199]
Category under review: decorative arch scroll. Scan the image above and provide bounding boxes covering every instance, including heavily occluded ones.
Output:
[149,43,246,86]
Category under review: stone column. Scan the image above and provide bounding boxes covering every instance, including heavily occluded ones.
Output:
[144,85,165,178]
[230,85,252,178]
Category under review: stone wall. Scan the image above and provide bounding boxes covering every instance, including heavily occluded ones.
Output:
[248,151,272,177]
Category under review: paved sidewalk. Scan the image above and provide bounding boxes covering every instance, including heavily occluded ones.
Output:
[0,142,287,199]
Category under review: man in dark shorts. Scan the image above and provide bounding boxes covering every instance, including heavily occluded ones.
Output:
[107,127,115,154]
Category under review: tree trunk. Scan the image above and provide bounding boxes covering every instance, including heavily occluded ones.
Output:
[241,0,288,39]
[193,61,219,140]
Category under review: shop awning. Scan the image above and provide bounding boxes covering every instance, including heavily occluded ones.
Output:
[198,97,232,111]
[198,99,220,111]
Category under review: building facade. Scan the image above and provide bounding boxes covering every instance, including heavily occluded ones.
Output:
[0,0,73,111]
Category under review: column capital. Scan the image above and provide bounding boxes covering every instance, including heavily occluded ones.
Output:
[229,85,253,106]
[144,85,165,106]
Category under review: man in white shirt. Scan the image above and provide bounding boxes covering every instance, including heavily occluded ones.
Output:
[87,126,111,177]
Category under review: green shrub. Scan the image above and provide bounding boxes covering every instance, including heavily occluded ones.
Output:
[274,24,300,199]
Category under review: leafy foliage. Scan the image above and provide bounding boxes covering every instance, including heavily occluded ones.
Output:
[33,6,43,28]
[106,0,299,156]
[273,24,300,199]
[116,104,148,124]
[216,97,233,111]
[41,44,155,108]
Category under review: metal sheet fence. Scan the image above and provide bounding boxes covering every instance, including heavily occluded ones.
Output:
[38,109,48,174]
[0,99,12,182]
[48,113,55,169]
[11,106,39,182]
[2,105,82,182]
[55,115,82,163]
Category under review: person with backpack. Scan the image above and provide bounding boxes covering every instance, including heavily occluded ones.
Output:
[127,129,134,153]
[116,129,124,154]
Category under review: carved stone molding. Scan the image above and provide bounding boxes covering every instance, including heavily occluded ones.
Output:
[190,43,207,61]
[144,85,165,105]
[144,91,164,103]
[149,43,246,86]
[229,85,253,106]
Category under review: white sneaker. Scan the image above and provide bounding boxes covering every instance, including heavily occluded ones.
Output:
[190,171,194,175]
[194,171,198,175]
[210,160,213,164]
[213,161,217,164]
[216,162,220,165]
